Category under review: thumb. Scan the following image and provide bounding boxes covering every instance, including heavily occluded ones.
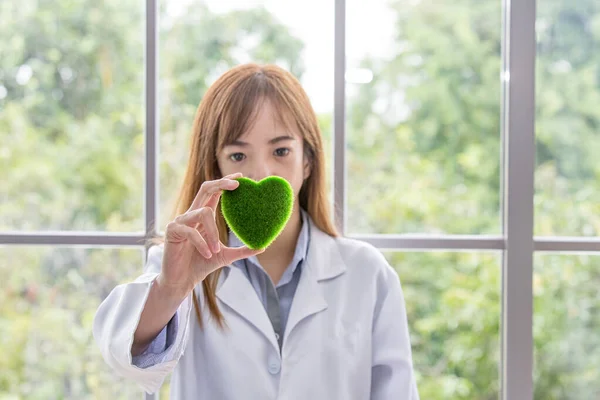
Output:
[220,245,265,266]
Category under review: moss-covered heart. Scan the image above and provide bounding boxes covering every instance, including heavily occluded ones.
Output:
[221,176,294,250]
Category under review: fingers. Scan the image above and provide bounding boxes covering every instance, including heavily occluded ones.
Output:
[174,207,204,226]
[188,173,243,211]
[203,188,226,212]
[220,245,265,266]
[165,222,213,259]
[165,221,265,271]
[174,208,221,253]
[223,172,243,179]
[204,173,243,211]
[198,208,221,253]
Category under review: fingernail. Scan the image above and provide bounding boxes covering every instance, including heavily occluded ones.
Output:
[204,251,213,259]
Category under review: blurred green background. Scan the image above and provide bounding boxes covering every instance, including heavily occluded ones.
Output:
[1,0,599,398]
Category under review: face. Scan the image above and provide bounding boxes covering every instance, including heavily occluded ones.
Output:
[217,99,310,202]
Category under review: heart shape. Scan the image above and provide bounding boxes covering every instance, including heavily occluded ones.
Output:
[221,176,294,250]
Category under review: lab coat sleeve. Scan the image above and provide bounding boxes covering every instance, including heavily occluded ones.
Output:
[131,311,178,368]
[370,258,420,400]
[93,244,194,394]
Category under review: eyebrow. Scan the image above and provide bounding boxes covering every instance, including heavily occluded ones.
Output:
[228,135,296,147]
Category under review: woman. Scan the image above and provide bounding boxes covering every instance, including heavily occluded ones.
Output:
[93,63,419,399]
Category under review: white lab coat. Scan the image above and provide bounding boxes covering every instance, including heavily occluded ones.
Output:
[93,219,420,399]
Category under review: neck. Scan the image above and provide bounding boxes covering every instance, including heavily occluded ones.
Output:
[257,203,303,281]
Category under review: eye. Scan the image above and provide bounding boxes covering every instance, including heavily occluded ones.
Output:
[229,153,245,162]
[274,148,290,157]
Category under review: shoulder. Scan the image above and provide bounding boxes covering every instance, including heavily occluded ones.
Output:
[321,235,404,324]
[332,235,398,285]
[308,219,396,284]
[334,235,385,264]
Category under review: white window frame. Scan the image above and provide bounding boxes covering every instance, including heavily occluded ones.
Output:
[3,0,600,399]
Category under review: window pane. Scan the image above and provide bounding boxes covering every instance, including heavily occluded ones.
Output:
[534,254,600,399]
[534,1,600,236]
[346,0,502,234]
[0,1,145,232]
[0,247,143,398]
[384,252,501,399]
[158,0,334,230]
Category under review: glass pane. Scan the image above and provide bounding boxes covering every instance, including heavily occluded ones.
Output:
[534,1,600,236]
[159,0,334,230]
[534,254,600,399]
[346,0,502,234]
[384,252,501,399]
[0,246,144,398]
[0,1,144,232]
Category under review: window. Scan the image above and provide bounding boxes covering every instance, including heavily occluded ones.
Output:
[534,0,600,237]
[0,0,145,232]
[533,254,600,399]
[2,0,598,399]
[0,247,143,398]
[385,252,501,399]
[346,0,502,235]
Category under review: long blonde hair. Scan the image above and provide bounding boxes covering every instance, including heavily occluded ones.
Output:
[150,63,337,329]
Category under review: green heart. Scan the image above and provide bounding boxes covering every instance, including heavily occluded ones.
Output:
[221,176,294,250]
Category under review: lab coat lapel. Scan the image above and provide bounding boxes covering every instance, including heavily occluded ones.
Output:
[216,266,278,350]
[283,219,346,343]
[283,259,328,343]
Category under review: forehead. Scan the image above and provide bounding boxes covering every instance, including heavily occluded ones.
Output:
[238,99,301,141]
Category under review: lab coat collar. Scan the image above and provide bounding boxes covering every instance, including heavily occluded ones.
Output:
[216,214,346,351]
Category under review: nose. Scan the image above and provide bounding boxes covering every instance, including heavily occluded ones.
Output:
[248,162,273,182]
